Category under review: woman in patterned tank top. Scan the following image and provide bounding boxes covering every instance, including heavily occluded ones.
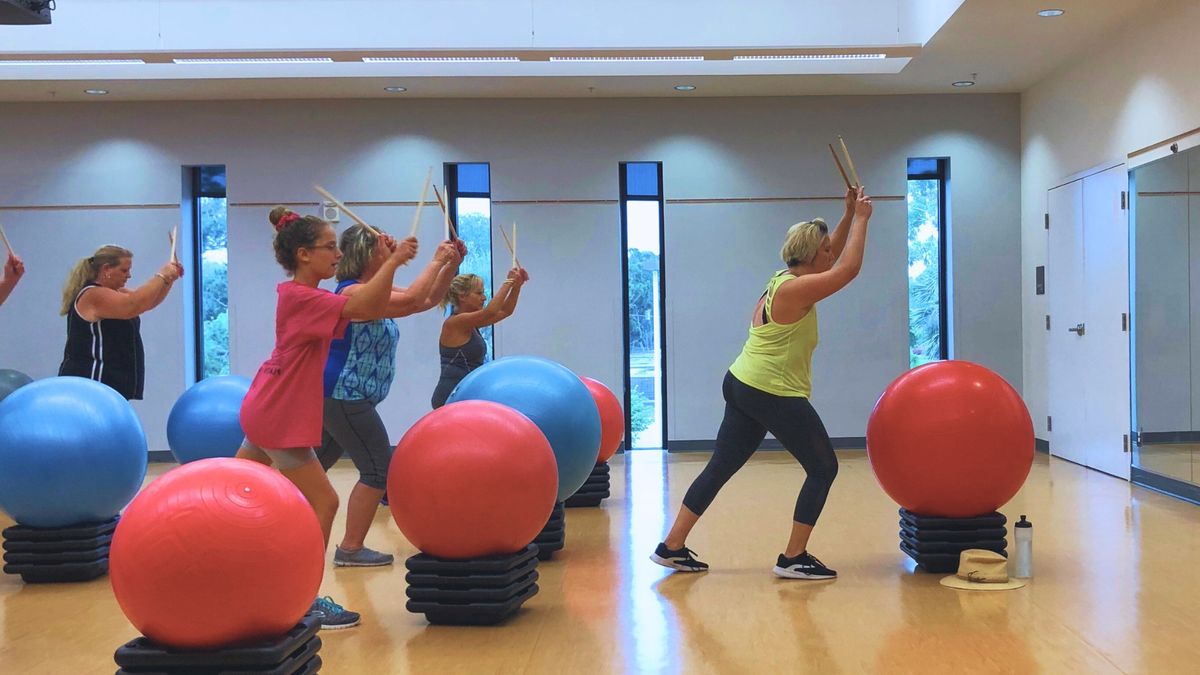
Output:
[316,224,465,567]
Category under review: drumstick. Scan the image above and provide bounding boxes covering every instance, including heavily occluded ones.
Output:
[168,224,179,265]
[497,221,521,269]
[409,167,432,239]
[0,221,14,257]
[829,143,852,190]
[837,135,862,188]
[313,185,381,237]
[431,185,459,241]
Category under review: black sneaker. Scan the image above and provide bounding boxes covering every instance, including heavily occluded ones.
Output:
[650,543,709,572]
[773,551,837,580]
[309,596,361,630]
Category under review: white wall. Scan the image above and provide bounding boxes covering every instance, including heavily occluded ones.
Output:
[1020,0,1200,440]
[0,93,1020,452]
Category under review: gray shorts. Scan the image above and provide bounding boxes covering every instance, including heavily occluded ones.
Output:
[241,439,318,471]
[315,398,393,490]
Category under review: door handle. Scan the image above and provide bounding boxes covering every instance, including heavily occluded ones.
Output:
[1067,323,1085,336]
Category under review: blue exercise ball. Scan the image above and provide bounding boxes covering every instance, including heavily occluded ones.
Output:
[0,368,33,404]
[0,376,148,528]
[167,375,252,464]
[448,356,601,502]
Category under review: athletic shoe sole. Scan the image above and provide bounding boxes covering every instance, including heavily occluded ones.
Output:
[333,558,394,568]
[649,553,707,572]
[318,618,361,630]
[772,565,836,580]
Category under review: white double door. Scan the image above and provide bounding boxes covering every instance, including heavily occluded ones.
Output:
[1046,164,1131,479]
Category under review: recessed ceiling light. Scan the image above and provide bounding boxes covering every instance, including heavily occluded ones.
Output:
[951,80,975,88]
[84,89,109,95]
[384,86,407,92]
[1037,9,1065,17]
[674,85,696,91]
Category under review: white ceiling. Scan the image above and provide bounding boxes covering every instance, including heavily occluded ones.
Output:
[0,0,1169,101]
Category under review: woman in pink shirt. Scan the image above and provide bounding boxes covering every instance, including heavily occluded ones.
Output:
[237,206,415,630]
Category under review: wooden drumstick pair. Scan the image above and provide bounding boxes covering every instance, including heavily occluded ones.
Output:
[829,136,863,190]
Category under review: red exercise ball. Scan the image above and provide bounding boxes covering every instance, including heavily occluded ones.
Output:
[110,458,324,650]
[389,400,558,560]
[866,360,1034,518]
[580,376,624,464]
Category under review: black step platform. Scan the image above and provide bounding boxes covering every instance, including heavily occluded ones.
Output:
[114,614,321,674]
[404,544,539,625]
[565,463,612,508]
[533,502,566,560]
[898,509,1009,573]
[1,517,118,583]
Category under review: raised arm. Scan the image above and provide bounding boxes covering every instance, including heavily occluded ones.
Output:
[772,188,873,321]
[830,186,857,261]
[444,269,525,331]
[342,238,416,320]
[387,241,463,316]
[81,260,182,321]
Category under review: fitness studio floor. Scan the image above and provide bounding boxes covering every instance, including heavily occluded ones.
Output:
[2,450,1198,674]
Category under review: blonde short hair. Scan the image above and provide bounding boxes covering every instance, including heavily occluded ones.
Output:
[780,218,829,266]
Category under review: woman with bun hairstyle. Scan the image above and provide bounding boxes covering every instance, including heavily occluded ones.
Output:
[237,207,415,630]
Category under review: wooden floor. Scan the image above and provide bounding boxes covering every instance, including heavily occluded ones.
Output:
[3,450,1200,674]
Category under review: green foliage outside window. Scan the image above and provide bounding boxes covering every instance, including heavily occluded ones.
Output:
[907,179,943,368]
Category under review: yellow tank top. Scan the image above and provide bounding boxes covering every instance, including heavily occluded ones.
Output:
[728,271,819,398]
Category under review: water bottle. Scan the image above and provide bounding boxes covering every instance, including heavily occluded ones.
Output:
[1013,515,1033,579]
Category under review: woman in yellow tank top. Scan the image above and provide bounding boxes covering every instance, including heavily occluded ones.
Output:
[652,186,873,580]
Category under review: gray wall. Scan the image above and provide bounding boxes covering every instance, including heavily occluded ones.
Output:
[0,95,1021,451]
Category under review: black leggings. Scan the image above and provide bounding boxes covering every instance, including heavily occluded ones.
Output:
[682,371,838,525]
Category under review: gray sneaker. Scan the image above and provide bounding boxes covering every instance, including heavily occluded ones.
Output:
[333,545,395,567]
[309,596,361,630]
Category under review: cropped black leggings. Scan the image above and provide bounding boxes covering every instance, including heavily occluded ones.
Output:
[682,371,839,525]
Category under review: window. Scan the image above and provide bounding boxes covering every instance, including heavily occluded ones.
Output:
[620,162,666,449]
[906,158,949,368]
[445,163,494,359]
[190,166,228,379]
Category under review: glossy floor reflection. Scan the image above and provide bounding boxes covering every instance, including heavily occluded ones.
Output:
[3,451,1200,673]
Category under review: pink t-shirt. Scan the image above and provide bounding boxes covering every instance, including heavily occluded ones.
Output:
[241,281,351,449]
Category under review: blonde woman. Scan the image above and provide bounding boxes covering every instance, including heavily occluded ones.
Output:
[430,267,528,408]
[58,245,183,400]
[653,187,872,580]
[316,224,464,566]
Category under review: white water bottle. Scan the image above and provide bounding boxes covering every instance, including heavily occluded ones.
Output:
[1013,515,1033,579]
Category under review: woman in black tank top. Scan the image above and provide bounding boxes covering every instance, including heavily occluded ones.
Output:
[58,245,183,400]
[431,268,528,408]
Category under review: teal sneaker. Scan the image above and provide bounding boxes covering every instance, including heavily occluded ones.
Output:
[334,545,394,568]
[309,596,361,630]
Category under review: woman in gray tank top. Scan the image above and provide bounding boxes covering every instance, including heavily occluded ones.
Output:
[431,267,528,408]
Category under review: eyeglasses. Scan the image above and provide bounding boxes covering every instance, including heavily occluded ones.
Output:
[306,242,338,252]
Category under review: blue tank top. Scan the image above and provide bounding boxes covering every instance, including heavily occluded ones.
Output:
[322,279,400,404]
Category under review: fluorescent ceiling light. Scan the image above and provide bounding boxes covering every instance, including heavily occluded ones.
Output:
[549,56,703,62]
[173,57,334,64]
[84,89,109,95]
[733,54,886,61]
[1037,9,1065,17]
[674,85,696,91]
[363,57,519,63]
[383,86,407,92]
[0,59,145,65]
[951,80,975,87]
